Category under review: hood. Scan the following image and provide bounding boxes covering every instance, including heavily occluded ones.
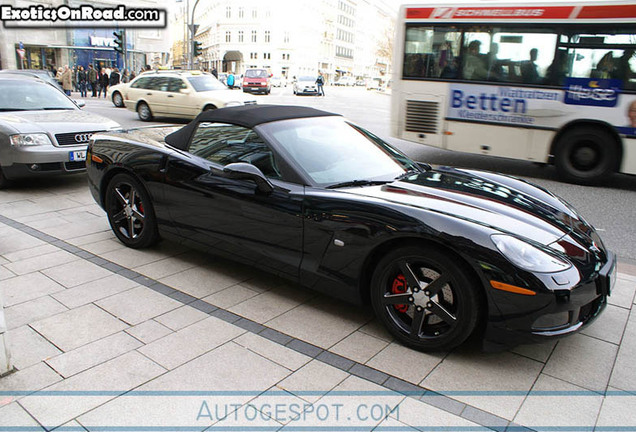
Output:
[343,167,591,248]
[92,125,181,149]
[0,109,120,135]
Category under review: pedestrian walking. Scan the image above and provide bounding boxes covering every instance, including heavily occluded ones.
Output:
[78,66,88,98]
[88,65,98,97]
[122,69,130,83]
[98,68,109,98]
[316,71,325,96]
[109,68,121,86]
[61,65,72,96]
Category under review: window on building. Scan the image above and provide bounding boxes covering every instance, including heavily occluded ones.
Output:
[238,7,244,18]
[238,31,244,42]
[265,31,271,43]
[252,9,257,19]
[284,32,290,43]
[226,6,231,18]
[263,53,271,60]
[251,30,257,43]
[225,31,231,43]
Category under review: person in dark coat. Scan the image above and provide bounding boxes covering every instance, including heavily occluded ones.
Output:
[78,66,88,97]
[88,65,98,97]
[98,68,109,98]
[109,68,121,86]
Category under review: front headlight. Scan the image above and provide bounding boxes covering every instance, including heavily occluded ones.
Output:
[491,234,572,273]
[10,133,53,147]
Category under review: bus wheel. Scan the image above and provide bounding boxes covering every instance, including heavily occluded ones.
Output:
[554,127,618,185]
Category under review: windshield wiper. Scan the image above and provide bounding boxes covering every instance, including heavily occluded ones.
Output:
[326,179,391,189]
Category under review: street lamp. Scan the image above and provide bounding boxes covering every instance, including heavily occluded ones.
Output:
[188,0,203,69]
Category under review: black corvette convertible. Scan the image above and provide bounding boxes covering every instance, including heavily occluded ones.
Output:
[87,105,615,352]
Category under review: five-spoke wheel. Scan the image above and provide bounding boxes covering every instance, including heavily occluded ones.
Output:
[105,174,158,249]
[371,247,481,352]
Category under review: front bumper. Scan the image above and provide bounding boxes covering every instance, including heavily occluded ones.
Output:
[1,144,88,179]
[243,86,269,93]
[482,251,615,351]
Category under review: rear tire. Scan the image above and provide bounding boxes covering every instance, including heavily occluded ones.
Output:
[371,246,482,352]
[554,126,618,185]
[105,174,158,249]
[137,102,153,121]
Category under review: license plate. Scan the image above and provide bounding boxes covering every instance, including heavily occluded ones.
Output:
[69,150,87,162]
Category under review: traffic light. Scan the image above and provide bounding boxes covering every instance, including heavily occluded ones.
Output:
[113,31,124,54]
[192,40,202,58]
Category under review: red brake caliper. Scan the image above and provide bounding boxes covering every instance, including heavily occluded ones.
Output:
[391,274,408,313]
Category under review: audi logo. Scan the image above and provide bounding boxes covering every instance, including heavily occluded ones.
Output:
[74,133,93,143]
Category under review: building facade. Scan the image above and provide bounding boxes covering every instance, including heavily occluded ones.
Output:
[182,0,395,84]
[0,0,170,74]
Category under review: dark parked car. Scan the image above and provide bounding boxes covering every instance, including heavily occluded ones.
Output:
[0,75,119,188]
[87,105,614,352]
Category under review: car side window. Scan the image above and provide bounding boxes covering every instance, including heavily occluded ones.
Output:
[146,77,170,92]
[167,78,187,93]
[189,122,282,179]
[130,77,151,89]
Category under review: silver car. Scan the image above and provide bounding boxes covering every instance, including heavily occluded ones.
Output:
[293,76,319,95]
[0,75,120,188]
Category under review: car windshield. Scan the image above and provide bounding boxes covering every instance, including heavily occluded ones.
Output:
[299,76,315,82]
[187,75,227,92]
[260,116,419,186]
[0,80,76,111]
[245,69,268,78]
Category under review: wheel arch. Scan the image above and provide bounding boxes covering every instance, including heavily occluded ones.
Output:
[202,103,218,111]
[358,236,488,309]
[99,166,147,208]
[548,120,623,170]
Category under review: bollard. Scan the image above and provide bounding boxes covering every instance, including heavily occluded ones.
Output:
[0,290,12,376]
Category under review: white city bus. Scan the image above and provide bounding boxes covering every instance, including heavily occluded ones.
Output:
[390,1,636,184]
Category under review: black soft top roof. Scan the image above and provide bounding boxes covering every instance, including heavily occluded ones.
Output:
[165,104,340,150]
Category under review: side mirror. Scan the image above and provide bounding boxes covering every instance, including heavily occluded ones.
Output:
[74,99,86,108]
[222,162,274,193]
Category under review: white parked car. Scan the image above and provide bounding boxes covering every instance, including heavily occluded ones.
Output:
[334,76,356,86]
[118,70,257,121]
[293,76,319,95]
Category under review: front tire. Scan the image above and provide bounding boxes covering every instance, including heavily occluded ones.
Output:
[105,174,158,249]
[371,246,481,352]
[137,102,153,121]
[554,126,618,185]
[0,166,9,189]
[112,92,124,108]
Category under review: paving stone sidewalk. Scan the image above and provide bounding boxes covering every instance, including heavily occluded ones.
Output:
[1,178,635,432]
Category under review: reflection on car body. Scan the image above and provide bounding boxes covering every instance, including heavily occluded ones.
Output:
[87,105,614,352]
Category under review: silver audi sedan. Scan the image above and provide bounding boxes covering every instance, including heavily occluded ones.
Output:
[0,74,120,188]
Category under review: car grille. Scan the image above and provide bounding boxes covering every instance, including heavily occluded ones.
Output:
[405,100,439,134]
[55,131,103,147]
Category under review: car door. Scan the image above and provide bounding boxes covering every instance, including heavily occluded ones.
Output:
[162,121,304,279]
[167,77,199,118]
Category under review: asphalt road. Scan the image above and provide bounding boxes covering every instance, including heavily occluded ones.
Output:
[79,86,636,262]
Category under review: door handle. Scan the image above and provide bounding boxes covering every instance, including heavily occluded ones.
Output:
[146,93,152,96]
[167,95,174,98]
